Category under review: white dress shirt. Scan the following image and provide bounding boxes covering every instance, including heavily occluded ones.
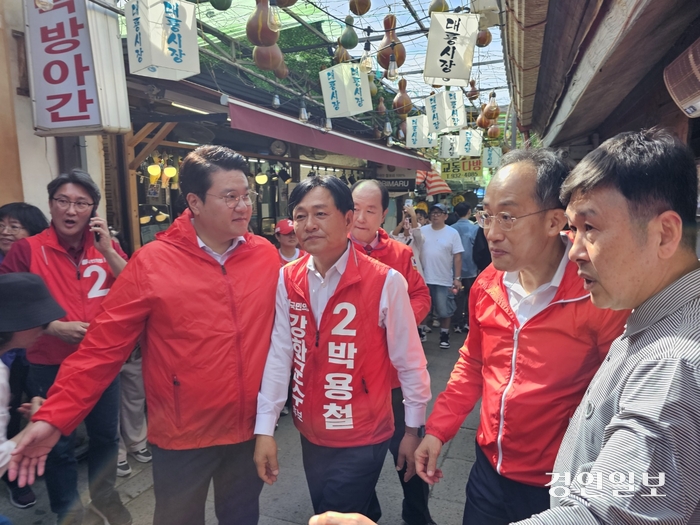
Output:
[195,234,245,265]
[255,244,432,436]
[503,237,571,325]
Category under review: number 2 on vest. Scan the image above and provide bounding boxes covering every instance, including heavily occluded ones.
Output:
[84,265,110,298]
[331,302,357,336]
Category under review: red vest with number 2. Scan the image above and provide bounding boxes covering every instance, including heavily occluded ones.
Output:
[283,250,394,448]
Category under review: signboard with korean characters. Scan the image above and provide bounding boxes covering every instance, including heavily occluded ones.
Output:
[319,63,372,119]
[406,115,437,149]
[482,146,503,169]
[24,0,130,136]
[427,90,467,134]
[459,128,483,157]
[125,0,200,81]
[439,134,460,159]
[374,165,416,192]
[441,158,483,183]
[424,13,479,87]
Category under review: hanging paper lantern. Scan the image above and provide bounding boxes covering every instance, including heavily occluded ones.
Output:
[439,135,460,159]
[319,62,372,118]
[406,115,437,149]
[482,146,502,169]
[125,0,200,81]
[458,129,483,157]
[426,90,466,134]
[423,13,479,87]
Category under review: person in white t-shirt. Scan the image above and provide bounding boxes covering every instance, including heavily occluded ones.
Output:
[275,219,306,267]
[419,204,463,349]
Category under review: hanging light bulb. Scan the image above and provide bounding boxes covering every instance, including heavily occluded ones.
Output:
[348,171,357,185]
[267,0,282,32]
[255,172,269,185]
[272,94,280,109]
[383,119,392,137]
[324,118,333,132]
[359,40,374,74]
[387,54,398,81]
[298,100,309,122]
[387,136,395,147]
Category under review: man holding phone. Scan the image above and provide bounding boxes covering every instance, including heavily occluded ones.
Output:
[0,170,130,525]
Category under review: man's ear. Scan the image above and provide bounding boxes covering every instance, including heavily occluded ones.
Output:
[548,208,567,235]
[344,210,354,230]
[381,208,389,222]
[655,210,684,260]
[186,193,201,216]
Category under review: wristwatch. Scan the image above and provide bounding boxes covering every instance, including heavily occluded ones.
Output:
[406,425,426,438]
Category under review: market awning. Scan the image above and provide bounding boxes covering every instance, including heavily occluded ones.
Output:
[228,98,432,172]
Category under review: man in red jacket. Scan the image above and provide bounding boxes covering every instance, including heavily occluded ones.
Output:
[350,179,434,525]
[0,169,130,525]
[8,146,280,525]
[253,176,431,522]
[414,149,629,525]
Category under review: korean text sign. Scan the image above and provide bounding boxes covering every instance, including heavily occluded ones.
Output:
[319,63,372,119]
[424,13,479,87]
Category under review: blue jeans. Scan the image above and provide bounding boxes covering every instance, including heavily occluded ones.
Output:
[427,284,457,320]
[27,364,120,522]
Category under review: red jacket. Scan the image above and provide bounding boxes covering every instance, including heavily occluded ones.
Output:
[284,249,394,447]
[352,228,431,324]
[426,260,628,486]
[34,211,279,450]
[352,228,431,389]
[0,225,127,365]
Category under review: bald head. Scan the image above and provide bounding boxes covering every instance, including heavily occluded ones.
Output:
[351,180,389,244]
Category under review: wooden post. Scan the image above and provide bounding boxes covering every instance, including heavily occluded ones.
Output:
[122,130,142,252]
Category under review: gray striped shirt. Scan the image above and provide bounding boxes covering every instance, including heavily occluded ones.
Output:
[515,267,700,525]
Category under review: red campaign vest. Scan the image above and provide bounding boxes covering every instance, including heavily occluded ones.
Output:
[283,248,394,448]
[26,227,119,364]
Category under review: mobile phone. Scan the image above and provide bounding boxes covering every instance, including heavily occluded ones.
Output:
[91,209,100,243]
[405,198,413,207]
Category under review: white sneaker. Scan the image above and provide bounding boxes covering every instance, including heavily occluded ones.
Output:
[117,459,132,477]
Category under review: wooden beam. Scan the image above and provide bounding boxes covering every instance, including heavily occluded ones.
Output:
[128,122,178,170]
[128,122,158,148]
[121,132,142,251]
[282,7,332,44]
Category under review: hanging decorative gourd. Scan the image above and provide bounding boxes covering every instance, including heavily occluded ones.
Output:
[377,96,386,116]
[277,0,297,6]
[349,0,370,16]
[377,14,405,73]
[210,0,232,11]
[487,123,500,138]
[467,79,479,100]
[373,125,382,139]
[340,15,359,49]
[483,91,500,119]
[333,40,352,64]
[476,112,490,129]
[253,44,283,71]
[247,0,279,47]
[476,28,492,47]
[428,0,450,15]
[392,78,413,120]
[274,60,289,79]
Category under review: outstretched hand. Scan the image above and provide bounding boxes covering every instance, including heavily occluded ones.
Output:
[414,434,445,485]
[8,420,61,487]
[309,511,377,525]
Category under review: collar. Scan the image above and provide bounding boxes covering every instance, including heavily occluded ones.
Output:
[192,220,246,257]
[350,231,380,250]
[624,267,700,338]
[307,241,351,278]
[503,237,571,295]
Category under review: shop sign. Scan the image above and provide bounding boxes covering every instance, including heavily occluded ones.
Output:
[424,13,479,87]
[24,0,130,136]
[406,115,437,149]
[482,146,502,169]
[427,90,466,134]
[125,0,200,81]
[319,63,372,119]
[374,178,415,192]
[441,158,482,182]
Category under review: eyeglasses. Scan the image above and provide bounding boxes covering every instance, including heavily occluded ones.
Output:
[0,224,24,234]
[477,209,554,231]
[206,190,258,209]
[51,198,94,212]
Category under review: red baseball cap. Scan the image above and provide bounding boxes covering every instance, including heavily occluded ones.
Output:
[275,219,294,235]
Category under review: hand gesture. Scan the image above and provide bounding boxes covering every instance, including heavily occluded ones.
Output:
[18,397,44,420]
[396,433,421,482]
[253,435,280,485]
[9,421,61,487]
[309,511,377,525]
[89,213,113,255]
[46,321,89,344]
[414,434,444,485]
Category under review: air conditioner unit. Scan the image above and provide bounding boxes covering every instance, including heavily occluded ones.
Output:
[664,36,700,118]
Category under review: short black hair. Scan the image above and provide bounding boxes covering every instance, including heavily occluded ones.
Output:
[454,201,472,218]
[179,146,248,206]
[561,128,698,250]
[288,176,354,216]
[415,209,428,219]
[351,180,389,211]
[47,169,101,207]
[0,203,49,235]
[499,148,570,210]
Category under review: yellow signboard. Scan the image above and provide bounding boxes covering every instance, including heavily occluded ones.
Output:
[441,158,483,182]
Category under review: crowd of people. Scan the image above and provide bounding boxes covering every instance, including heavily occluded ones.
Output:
[0,127,699,525]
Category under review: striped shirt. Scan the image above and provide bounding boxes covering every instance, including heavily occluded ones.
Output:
[515,267,700,525]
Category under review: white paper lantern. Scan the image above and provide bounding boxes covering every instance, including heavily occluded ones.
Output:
[406,115,438,149]
[125,0,200,81]
[440,135,461,159]
[427,91,466,134]
[482,147,503,169]
[319,63,372,119]
[458,129,483,157]
[424,13,479,87]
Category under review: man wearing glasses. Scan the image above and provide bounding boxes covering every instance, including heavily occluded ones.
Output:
[0,169,131,525]
[413,149,628,525]
[7,147,280,525]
